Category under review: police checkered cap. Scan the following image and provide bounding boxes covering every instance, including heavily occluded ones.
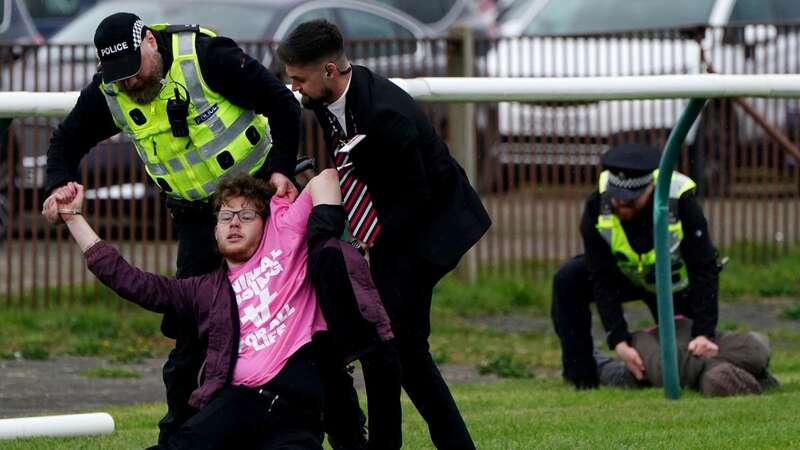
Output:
[132,19,144,49]
[607,171,653,190]
[94,13,145,84]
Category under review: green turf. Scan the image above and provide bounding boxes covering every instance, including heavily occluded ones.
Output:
[1,244,799,448]
[0,376,797,449]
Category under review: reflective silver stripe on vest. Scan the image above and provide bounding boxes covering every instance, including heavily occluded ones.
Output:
[183,111,262,165]
[104,92,131,135]
[598,217,613,244]
[176,32,225,136]
[165,136,270,201]
[134,141,168,176]
[184,187,204,201]
[147,162,168,176]
[168,158,184,173]
[669,172,692,198]
[178,57,226,136]
[177,30,193,57]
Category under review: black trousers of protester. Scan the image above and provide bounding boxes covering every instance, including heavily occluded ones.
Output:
[158,208,220,444]
[551,254,693,388]
[158,384,324,450]
[367,243,475,450]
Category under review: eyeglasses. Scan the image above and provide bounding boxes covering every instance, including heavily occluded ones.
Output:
[215,209,261,224]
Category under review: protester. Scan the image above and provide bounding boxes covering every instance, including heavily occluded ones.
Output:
[47,169,391,449]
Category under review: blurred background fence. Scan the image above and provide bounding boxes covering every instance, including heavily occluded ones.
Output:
[3,22,800,305]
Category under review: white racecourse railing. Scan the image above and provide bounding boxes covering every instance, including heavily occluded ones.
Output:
[4,74,800,118]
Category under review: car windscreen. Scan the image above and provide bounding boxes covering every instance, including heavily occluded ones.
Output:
[49,1,278,44]
[524,0,716,35]
[0,0,39,43]
[371,0,457,25]
[729,0,800,23]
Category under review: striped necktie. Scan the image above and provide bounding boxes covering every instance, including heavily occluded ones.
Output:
[325,109,381,246]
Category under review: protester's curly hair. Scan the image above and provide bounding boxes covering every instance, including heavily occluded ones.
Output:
[213,172,276,218]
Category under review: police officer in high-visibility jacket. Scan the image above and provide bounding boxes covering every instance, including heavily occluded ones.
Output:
[41,13,301,443]
[551,143,720,389]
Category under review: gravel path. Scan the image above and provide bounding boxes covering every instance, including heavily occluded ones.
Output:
[0,300,794,419]
[0,357,498,419]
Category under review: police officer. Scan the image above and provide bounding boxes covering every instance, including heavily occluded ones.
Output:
[551,142,720,389]
[41,13,301,444]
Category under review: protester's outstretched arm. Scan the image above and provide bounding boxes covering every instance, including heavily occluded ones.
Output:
[44,182,196,317]
[47,182,101,253]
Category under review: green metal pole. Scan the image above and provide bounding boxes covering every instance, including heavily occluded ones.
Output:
[654,98,707,400]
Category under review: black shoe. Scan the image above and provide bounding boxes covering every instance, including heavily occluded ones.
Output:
[327,409,368,450]
[757,370,781,390]
[328,436,367,450]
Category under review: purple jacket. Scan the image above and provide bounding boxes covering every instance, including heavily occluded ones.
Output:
[85,238,391,409]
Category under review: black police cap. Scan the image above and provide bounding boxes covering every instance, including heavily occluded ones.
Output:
[94,12,145,84]
[601,143,661,202]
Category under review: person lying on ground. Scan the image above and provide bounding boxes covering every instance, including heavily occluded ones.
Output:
[596,317,779,396]
[46,170,393,449]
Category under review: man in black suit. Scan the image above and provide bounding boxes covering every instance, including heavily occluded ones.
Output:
[278,20,491,450]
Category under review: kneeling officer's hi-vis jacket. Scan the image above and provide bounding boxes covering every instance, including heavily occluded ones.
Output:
[596,170,696,293]
[101,24,271,202]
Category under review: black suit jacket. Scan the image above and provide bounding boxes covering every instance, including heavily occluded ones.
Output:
[311,66,491,270]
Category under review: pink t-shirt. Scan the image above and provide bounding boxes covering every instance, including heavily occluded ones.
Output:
[228,190,327,387]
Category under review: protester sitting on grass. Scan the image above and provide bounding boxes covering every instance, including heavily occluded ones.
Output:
[597,317,779,396]
[45,170,391,449]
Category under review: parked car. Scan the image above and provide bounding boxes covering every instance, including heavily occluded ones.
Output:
[4,0,440,238]
[0,0,42,44]
[482,0,800,194]
[370,0,498,37]
[22,0,97,38]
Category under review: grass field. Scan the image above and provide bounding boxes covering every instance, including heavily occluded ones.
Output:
[1,246,799,449]
[0,376,798,449]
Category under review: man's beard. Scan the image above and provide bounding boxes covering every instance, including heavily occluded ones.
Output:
[122,52,164,104]
[300,85,334,108]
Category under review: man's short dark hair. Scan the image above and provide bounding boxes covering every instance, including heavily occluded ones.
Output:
[277,19,345,66]
[213,172,275,217]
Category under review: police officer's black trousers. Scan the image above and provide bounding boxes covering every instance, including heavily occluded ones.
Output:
[158,212,220,444]
[551,255,694,388]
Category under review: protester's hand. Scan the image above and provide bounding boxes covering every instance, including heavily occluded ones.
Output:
[42,184,76,224]
[44,182,85,223]
[55,182,84,210]
[615,341,645,380]
[270,172,298,202]
[354,239,373,252]
[688,335,719,358]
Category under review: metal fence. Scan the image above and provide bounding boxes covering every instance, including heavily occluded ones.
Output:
[2,24,800,305]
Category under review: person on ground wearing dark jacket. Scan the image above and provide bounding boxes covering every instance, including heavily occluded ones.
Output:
[597,317,778,396]
[40,12,302,443]
[46,170,390,449]
[278,19,492,450]
[552,142,720,389]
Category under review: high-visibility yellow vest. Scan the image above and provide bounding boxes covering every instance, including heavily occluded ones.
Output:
[596,170,696,292]
[101,24,271,201]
